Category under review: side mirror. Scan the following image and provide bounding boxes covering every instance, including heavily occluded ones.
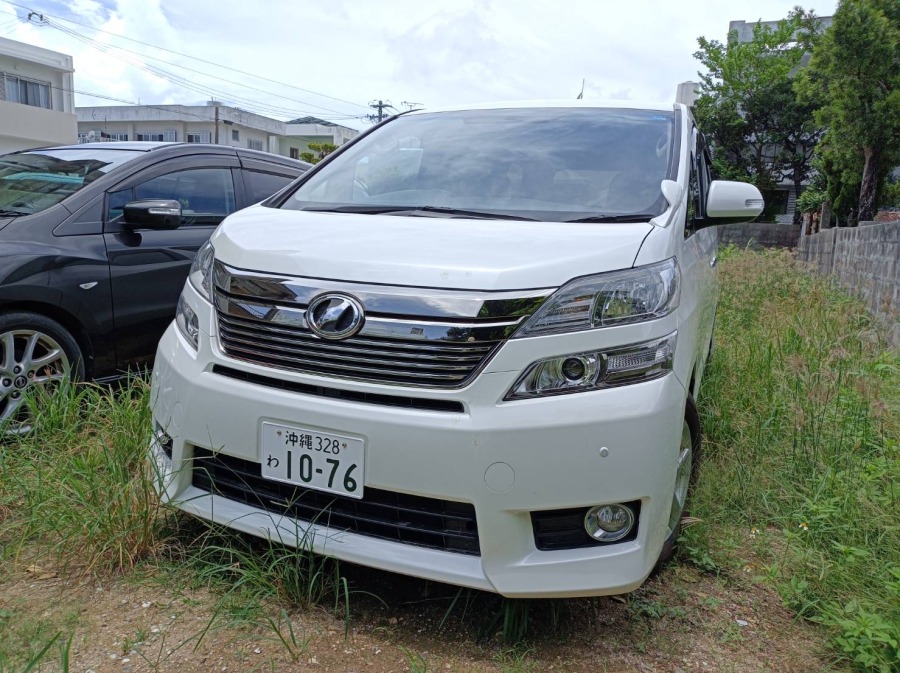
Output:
[705,181,764,225]
[123,199,182,230]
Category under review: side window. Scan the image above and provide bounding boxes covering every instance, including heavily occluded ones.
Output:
[686,129,713,237]
[697,135,712,215]
[686,132,700,235]
[107,187,133,222]
[244,170,294,203]
[131,168,236,226]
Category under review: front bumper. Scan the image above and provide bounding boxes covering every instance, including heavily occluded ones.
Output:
[152,291,688,598]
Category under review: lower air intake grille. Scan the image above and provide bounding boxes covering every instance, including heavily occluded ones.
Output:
[192,448,480,555]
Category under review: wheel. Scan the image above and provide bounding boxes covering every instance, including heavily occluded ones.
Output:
[656,395,701,566]
[0,312,84,434]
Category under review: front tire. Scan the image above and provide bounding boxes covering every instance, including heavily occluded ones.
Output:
[656,394,701,566]
[0,312,84,434]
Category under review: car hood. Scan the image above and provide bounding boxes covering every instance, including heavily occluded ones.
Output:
[210,206,653,290]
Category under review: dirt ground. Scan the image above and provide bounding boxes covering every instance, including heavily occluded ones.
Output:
[0,553,843,673]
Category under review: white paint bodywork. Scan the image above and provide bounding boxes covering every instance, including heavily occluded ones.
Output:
[151,101,722,598]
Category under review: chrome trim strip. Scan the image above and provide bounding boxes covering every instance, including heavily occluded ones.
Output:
[214,261,554,320]
[212,262,551,388]
[216,295,524,341]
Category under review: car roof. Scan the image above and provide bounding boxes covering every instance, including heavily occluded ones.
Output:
[408,99,677,115]
[16,142,309,168]
[42,141,174,152]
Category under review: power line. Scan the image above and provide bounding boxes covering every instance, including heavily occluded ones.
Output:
[38,15,365,120]
[49,84,219,122]
[1,0,371,111]
[34,16,354,122]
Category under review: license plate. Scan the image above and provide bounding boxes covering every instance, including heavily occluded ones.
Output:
[260,422,364,499]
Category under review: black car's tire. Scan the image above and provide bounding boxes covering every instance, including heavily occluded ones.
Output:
[0,312,85,432]
[655,394,702,568]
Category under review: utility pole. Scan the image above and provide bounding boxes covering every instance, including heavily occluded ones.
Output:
[214,105,219,144]
[367,99,395,123]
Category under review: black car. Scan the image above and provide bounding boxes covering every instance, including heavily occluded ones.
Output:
[0,142,309,425]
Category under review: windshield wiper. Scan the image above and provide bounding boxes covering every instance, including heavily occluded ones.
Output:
[301,204,538,221]
[0,209,29,216]
[402,206,538,221]
[565,214,658,223]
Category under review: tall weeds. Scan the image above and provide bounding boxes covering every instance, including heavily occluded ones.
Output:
[0,379,173,575]
[694,248,899,672]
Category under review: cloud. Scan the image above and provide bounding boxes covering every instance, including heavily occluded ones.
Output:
[0,0,837,124]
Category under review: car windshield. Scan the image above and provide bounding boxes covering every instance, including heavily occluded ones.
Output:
[282,107,676,223]
[0,148,145,216]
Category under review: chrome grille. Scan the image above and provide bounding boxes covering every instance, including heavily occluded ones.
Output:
[213,262,553,388]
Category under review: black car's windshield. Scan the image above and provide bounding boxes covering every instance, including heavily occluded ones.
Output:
[0,148,145,216]
[282,107,676,223]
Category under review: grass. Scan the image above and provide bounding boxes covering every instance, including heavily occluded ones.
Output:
[0,248,896,671]
[0,379,170,575]
[688,247,899,672]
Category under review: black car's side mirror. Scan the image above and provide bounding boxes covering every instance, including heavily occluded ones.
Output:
[122,199,183,230]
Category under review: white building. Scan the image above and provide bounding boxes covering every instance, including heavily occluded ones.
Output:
[0,37,77,153]
[76,103,359,159]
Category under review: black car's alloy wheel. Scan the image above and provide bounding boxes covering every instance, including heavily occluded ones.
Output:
[0,313,84,434]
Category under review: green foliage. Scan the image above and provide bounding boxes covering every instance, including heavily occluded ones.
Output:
[796,0,900,221]
[676,525,721,575]
[825,600,900,673]
[697,250,899,672]
[0,380,171,575]
[693,8,824,222]
[299,141,338,165]
[881,177,900,208]
[795,187,827,214]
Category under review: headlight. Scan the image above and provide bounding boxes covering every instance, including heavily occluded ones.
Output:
[514,258,679,337]
[505,333,676,400]
[175,294,200,349]
[189,240,215,301]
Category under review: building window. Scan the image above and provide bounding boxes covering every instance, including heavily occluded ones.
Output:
[78,131,128,143]
[247,139,263,151]
[136,131,177,142]
[3,74,51,109]
[231,129,240,142]
[186,132,212,143]
[290,148,300,160]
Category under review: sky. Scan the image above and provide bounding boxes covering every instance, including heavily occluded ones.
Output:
[0,0,838,130]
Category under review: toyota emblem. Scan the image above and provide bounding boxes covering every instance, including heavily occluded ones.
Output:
[306,293,365,340]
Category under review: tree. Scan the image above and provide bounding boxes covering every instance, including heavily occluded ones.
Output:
[796,0,900,223]
[693,8,824,222]
[300,142,338,164]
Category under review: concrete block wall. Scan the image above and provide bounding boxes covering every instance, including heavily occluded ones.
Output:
[718,223,801,249]
[797,221,899,347]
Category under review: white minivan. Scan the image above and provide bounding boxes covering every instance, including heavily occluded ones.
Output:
[150,101,763,598]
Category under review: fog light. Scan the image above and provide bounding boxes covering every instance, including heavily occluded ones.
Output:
[584,504,635,542]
